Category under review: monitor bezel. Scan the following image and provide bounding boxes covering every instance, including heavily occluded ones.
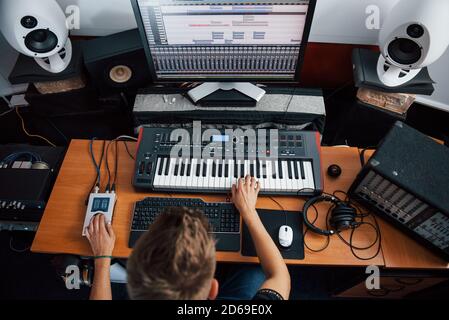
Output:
[131,0,317,84]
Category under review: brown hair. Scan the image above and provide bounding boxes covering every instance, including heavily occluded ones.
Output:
[127,207,216,300]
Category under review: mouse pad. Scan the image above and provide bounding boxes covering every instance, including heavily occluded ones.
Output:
[242,209,304,260]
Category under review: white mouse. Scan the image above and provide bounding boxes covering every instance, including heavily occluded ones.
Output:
[278,225,293,248]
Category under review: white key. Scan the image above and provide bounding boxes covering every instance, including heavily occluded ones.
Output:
[167,158,177,189]
[223,159,230,189]
[236,159,242,179]
[258,160,265,190]
[266,161,274,191]
[273,161,282,192]
[180,158,189,187]
[290,161,299,191]
[281,161,289,191]
[229,159,236,188]
[214,159,220,189]
[244,160,249,177]
[218,159,226,189]
[153,157,162,187]
[175,158,183,188]
[296,161,304,192]
[159,157,168,187]
[304,161,315,190]
[191,158,198,188]
[206,159,213,189]
[198,159,205,189]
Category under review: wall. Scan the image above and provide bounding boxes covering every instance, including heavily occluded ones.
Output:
[1,0,447,111]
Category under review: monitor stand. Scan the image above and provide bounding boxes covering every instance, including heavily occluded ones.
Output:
[187,82,266,106]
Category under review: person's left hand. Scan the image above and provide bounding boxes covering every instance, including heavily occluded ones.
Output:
[85,214,116,256]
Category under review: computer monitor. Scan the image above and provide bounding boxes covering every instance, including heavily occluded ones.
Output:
[132,0,316,102]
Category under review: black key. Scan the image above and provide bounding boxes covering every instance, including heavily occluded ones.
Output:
[278,160,283,179]
[287,160,293,179]
[186,160,192,176]
[299,160,305,180]
[174,159,180,176]
[158,158,164,175]
[272,161,277,179]
[293,160,299,179]
[262,161,267,179]
[212,161,216,177]
[234,161,238,178]
[250,162,254,177]
[202,161,207,177]
[180,160,186,176]
[218,161,223,178]
[224,161,229,178]
[196,161,201,176]
[240,163,245,178]
[256,160,261,178]
[164,158,170,175]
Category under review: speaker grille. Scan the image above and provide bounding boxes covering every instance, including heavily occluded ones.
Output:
[387,38,422,65]
[25,29,58,54]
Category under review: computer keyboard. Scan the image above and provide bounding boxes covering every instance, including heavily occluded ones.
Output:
[128,197,241,252]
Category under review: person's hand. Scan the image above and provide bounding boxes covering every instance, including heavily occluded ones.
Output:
[85,214,116,257]
[232,175,260,221]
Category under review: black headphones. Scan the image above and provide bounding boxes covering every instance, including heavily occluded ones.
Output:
[302,195,358,236]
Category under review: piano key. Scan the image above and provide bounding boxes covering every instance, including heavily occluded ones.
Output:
[158,157,164,176]
[174,158,180,176]
[287,160,293,179]
[281,161,289,191]
[175,158,183,187]
[214,159,221,189]
[224,160,229,178]
[198,159,205,188]
[296,161,304,191]
[299,160,305,180]
[191,158,198,188]
[164,157,170,175]
[180,159,186,176]
[293,160,299,179]
[206,159,214,189]
[274,161,282,191]
[278,160,283,179]
[153,157,162,187]
[218,160,223,178]
[303,161,315,190]
[186,159,192,177]
[195,160,201,177]
[256,160,261,178]
[290,161,299,191]
[212,160,217,178]
[240,161,245,178]
[180,158,188,187]
[167,158,177,189]
[250,161,255,177]
[234,160,238,178]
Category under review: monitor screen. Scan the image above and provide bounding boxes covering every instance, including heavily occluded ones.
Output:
[132,0,315,82]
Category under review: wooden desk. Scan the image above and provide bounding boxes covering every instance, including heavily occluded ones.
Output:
[31,140,446,269]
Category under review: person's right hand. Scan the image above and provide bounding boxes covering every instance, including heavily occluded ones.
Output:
[232,175,260,221]
[85,214,116,257]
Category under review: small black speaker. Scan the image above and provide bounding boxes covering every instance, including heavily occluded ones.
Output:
[82,29,151,95]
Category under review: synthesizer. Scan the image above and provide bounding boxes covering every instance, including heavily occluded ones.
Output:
[133,127,323,196]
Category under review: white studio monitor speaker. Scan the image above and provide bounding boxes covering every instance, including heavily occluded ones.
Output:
[377,0,449,87]
[0,0,72,73]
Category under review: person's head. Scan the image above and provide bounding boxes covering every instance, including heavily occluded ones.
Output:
[127,207,218,300]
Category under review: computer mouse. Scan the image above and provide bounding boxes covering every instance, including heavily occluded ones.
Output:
[278,225,293,248]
